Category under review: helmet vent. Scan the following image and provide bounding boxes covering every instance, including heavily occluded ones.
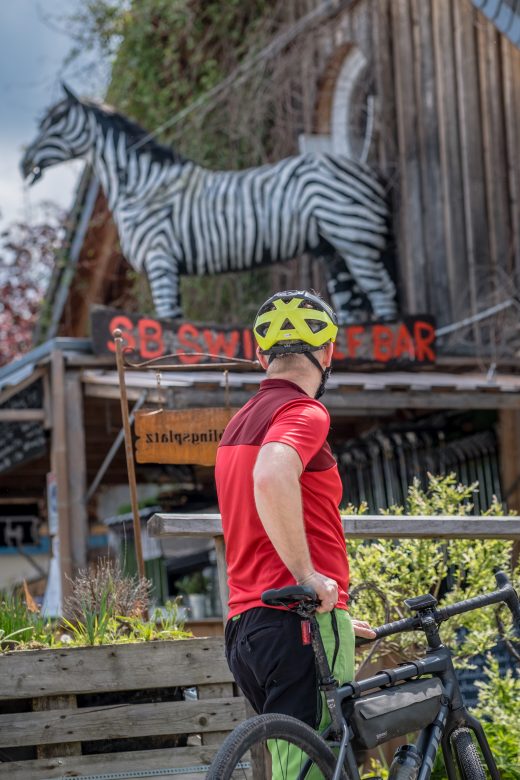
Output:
[307,319,327,333]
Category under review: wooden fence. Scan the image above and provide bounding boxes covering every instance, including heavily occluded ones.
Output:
[0,638,245,780]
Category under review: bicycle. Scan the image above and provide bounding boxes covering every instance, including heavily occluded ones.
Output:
[206,570,520,779]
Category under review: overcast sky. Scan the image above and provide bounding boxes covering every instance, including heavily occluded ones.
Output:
[0,1,108,228]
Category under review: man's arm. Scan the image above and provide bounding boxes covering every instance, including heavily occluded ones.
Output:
[253,441,338,614]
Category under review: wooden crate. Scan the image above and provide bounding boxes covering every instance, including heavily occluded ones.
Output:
[0,637,245,779]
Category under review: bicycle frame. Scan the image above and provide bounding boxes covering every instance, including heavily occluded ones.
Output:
[261,571,519,780]
[309,610,501,780]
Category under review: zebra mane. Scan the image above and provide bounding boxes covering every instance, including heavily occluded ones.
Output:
[80,97,184,165]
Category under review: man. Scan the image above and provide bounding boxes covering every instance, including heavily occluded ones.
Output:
[215,290,374,747]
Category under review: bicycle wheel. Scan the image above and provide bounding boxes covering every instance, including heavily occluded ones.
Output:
[452,728,486,780]
[206,713,345,780]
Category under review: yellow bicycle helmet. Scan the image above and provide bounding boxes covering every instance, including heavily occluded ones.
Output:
[253,290,338,356]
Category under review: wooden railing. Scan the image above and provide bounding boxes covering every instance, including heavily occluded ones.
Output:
[148,513,520,617]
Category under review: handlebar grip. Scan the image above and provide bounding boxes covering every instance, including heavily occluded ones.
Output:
[363,615,420,642]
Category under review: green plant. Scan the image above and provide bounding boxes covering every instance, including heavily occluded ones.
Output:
[346,474,517,663]
[61,589,115,646]
[0,626,34,648]
[0,591,54,651]
[177,571,209,595]
[472,656,520,779]
[117,600,191,642]
[346,474,519,777]
[65,558,152,620]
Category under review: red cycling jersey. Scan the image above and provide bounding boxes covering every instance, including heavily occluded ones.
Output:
[215,378,349,618]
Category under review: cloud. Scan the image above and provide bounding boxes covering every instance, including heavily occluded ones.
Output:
[0,0,106,228]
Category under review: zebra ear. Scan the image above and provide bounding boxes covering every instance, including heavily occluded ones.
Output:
[62,83,80,103]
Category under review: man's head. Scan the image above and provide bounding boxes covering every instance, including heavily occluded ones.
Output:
[253,290,338,399]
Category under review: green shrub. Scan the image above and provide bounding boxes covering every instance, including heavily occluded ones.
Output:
[347,474,517,663]
[347,474,519,776]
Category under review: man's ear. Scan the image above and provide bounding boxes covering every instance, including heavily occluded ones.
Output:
[324,342,334,366]
[256,346,269,370]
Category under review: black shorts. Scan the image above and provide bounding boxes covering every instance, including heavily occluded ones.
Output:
[224,607,321,728]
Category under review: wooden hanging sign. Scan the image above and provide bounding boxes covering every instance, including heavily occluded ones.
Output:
[134,407,238,466]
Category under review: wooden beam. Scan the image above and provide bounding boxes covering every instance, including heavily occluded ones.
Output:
[148,513,520,540]
[499,409,520,565]
[65,372,88,570]
[0,409,45,422]
[83,383,520,410]
[51,350,73,606]
[391,0,427,311]
[0,638,233,699]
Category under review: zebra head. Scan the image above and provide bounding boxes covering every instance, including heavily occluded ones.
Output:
[21,84,95,185]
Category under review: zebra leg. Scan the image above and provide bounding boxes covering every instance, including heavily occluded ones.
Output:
[323,254,372,324]
[319,228,397,321]
[144,253,183,319]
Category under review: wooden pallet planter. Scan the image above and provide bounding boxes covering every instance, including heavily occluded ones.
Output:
[0,637,246,779]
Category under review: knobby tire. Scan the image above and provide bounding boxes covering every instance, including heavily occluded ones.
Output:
[206,712,345,780]
[452,728,487,780]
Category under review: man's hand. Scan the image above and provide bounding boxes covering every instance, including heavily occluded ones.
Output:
[352,619,377,639]
[299,570,338,613]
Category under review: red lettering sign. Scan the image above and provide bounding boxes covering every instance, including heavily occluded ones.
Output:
[372,325,393,362]
[177,324,203,364]
[92,307,436,367]
[393,324,415,359]
[346,326,364,358]
[202,329,240,358]
[414,321,436,362]
[107,316,136,353]
[138,318,164,359]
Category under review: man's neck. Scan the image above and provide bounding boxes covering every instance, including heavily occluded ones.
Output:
[266,371,319,399]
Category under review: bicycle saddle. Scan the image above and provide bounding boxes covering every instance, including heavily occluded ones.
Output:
[261,585,318,608]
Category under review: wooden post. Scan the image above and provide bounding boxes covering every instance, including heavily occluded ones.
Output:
[65,371,88,570]
[113,330,146,586]
[214,535,229,625]
[498,409,520,566]
[51,350,73,605]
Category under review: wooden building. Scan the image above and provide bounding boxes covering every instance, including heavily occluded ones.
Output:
[1,0,520,603]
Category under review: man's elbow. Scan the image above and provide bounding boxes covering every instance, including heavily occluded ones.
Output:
[253,460,297,494]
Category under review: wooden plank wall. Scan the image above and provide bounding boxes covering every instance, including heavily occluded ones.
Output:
[310,0,520,329]
[0,638,245,780]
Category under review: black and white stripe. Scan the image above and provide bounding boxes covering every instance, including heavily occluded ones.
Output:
[22,86,397,322]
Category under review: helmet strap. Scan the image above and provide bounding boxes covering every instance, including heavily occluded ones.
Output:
[303,352,331,399]
[265,349,331,399]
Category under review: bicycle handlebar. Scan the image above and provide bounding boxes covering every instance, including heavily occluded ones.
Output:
[367,570,520,642]
[261,572,520,644]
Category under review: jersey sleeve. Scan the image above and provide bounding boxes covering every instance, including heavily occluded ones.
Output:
[261,398,330,469]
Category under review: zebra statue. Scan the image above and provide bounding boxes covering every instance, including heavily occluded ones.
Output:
[21,84,397,323]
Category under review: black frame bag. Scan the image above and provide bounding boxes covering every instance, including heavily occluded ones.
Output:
[344,677,445,749]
